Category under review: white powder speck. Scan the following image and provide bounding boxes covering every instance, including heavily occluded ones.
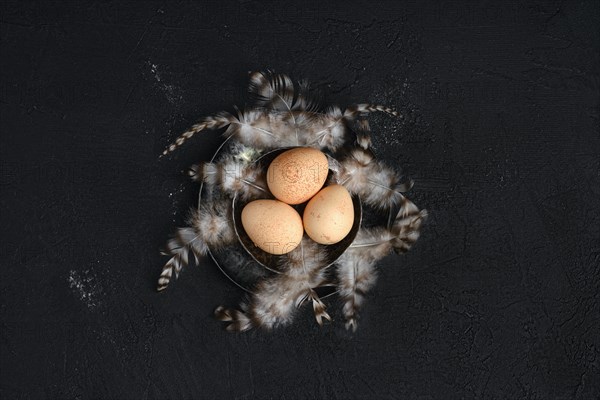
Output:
[169,184,187,218]
[367,77,421,150]
[148,62,183,105]
[150,64,161,82]
[68,270,103,309]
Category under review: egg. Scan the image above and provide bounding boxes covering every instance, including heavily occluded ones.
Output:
[241,199,304,255]
[303,184,354,245]
[267,147,329,205]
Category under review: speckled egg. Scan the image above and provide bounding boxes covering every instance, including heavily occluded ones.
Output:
[241,199,304,255]
[303,184,354,245]
[267,147,329,205]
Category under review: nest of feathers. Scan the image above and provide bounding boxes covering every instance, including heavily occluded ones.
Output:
[158,71,427,332]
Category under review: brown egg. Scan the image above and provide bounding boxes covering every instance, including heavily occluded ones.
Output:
[303,184,354,245]
[267,147,329,205]
[241,199,304,255]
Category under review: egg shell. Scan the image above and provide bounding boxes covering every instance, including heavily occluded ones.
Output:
[241,199,304,255]
[303,184,354,245]
[267,147,329,205]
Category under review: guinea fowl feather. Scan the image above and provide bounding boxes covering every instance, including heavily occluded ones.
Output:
[296,79,322,112]
[335,249,379,332]
[214,238,332,331]
[352,118,373,150]
[335,148,413,210]
[305,106,346,150]
[162,112,233,156]
[335,200,426,329]
[391,200,428,254]
[189,201,236,249]
[249,71,296,111]
[157,200,237,292]
[157,227,206,291]
[225,109,285,148]
[191,158,268,200]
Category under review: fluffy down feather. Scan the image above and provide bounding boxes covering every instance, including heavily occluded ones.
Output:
[335,227,396,330]
[335,249,379,332]
[214,238,333,331]
[157,227,205,291]
[335,198,427,330]
[334,148,413,210]
[157,201,236,292]
[192,158,268,201]
[391,198,428,254]
[189,201,236,249]
[248,71,297,111]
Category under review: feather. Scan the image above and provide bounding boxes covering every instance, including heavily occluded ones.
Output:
[335,201,426,330]
[303,106,348,152]
[305,289,332,326]
[157,227,208,291]
[348,227,395,259]
[215,238,332,331]
[248,71,322,113]
[347,198,427,255]
[157,200,237,292]
[214,306,252,332]
[187,165,200,182]
[193,158,268,200]
[326,154,343,177]
[335,248,379,331]
[189,201,236,249]
[229,143,262,163]
[247,72,349,150]
[189,142,263,184]
[223,107,351,153]
[283,238,327,274]
[343,103,400,119]
[391,201,428,254]
[186,163,203,182]
[162,112,233,156]
[224,108,276,147]
[223,108,296,149]
[353,118,373,150]
[295,79,322,112]
[215,273,304,331]
[335,148,413,210]
[249,71,295,111]
[248,71,303,145]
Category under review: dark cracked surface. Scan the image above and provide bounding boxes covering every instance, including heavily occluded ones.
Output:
[1,1,599,399]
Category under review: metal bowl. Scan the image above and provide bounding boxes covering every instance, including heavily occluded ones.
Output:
[201,144,362,293]
[232,147,362,273]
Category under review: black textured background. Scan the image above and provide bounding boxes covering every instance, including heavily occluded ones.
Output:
[1,1,599,399]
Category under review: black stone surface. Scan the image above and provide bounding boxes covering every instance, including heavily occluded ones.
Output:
[1,1,599,399]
